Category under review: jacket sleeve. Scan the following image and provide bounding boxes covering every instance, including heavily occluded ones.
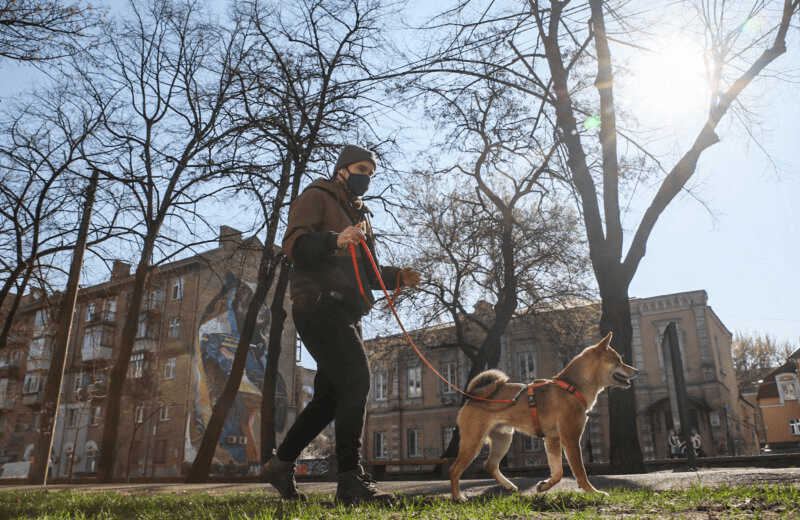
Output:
[282,190,341,265]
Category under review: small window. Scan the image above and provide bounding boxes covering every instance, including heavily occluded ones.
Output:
[129,353,146,379]
[134,404,145,424]
[442,426,456,451]
[23,374,41,394]
[440,361,457,394]
[159,404,171,422]
[518,352,536,381]
[68,408,80,428]
[168,317,180,339]
[407,366,422,398]
[522,435,542,452]
[85,303,96,322]
[407,428,422,458]
[90,406,102,426]
[790,419,800,436]
[73,372,84,394]
[163,357,176,380]
[373,371,387,401]
[171,279,183,300]
[154,439,169,464]
[373,431,388,459]
[103,299,117,321]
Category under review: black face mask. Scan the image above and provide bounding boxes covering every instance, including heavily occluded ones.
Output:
[345,173,371,197]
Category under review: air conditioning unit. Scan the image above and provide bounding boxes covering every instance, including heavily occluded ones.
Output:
[238,436,248,445]
[439,396,454,405]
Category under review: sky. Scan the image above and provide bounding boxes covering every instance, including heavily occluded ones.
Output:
[1,1,798,366]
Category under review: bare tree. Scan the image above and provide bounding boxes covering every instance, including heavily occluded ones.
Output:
[186,0,398,481]
[405,0,799,473]
[0,84,113,350]
[88,0,246,482]
[732,332,796,393]
[0,0,104,63]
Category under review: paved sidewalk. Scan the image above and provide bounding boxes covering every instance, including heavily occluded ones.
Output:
[2,467,799,498]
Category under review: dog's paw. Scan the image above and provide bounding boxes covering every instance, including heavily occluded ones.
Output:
[451,495,467,503]
[535,481,548,493]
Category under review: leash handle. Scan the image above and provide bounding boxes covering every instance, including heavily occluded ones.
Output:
[356,239,513,404]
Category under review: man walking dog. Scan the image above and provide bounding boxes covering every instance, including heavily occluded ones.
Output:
[264,144,421,504]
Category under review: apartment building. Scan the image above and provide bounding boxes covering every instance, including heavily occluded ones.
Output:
[0,227,299,478]
[362,290,759,473]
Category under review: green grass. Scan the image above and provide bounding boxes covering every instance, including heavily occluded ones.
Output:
[0,484,798,519]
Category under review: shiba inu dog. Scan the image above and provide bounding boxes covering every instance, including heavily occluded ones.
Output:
[450,332,637,500]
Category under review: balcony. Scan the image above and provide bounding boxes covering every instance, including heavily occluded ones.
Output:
[0,397,14,410]
[0,360,21,378]
[88,310,117,325]
[133,339,157,352]
[81,343,113,362]
[26,357,51,372]
[22,391,45,406]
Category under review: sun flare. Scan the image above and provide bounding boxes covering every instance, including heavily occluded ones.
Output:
[621,38,709,127]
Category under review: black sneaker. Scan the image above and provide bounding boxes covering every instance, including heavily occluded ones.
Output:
[335,468,394,505]
[263,456,306,500]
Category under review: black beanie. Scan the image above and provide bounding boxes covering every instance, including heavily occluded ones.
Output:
[334,144,377,173]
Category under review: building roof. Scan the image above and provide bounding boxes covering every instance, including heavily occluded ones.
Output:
[756,351,800,401]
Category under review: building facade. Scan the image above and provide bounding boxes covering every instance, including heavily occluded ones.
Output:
[756,350,800,453]
[362,290,759,473]
[0,227,299,478]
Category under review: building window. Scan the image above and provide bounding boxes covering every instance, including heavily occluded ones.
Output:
[85,303,96,322]
[154,439,169,464]
[518,351,536,381]
[522,435,542,452]
[171,279,183,300]
[73,372,84,394]
[103,299,116,321]
[168,317,180,339]
[778,378,798,401]
[164,357,176,380]
[442,426,456,452]
[407,366,422,398]
[407,429,422,458]
[440,361,457,394]
[373,371,388,401]
[34,309,49,328]
[129,353,146,379]
[68,408,80,428]
[790,419,800,436]
[159,404,171,421]
[23,374,41,394]
[134,404,145,424]
[373,431,388,459]
[90,406,102,426]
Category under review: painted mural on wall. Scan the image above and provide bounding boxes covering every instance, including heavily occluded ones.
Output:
[185,272,288,473]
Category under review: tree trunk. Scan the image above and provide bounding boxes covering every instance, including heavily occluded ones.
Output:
[598,279,645,474]
[96,259,152,482]
[260,257,290,462]
[185,246,280,482]
[28,167,99,484]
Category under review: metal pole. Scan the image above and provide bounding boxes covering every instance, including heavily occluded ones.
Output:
[663,322,696,470]
[28,168,101,485]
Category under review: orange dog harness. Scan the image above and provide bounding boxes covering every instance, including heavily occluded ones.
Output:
[528,379,587,437]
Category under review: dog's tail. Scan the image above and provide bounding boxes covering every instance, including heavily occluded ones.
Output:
[466,369,509,399]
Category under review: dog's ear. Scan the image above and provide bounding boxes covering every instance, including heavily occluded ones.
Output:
[599,332,613,350]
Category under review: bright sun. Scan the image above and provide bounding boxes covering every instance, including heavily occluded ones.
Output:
[621,38,709,128]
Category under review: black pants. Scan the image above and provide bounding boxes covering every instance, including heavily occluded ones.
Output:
[276,300,370,474]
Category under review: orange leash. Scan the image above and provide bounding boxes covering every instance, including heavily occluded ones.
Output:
[352,239,513,404]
